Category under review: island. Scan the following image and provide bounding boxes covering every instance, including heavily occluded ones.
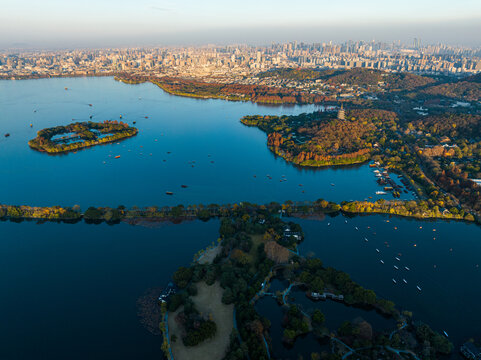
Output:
[28,121,138,154]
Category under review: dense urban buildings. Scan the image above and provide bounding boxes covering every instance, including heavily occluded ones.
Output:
[1,41,480,81]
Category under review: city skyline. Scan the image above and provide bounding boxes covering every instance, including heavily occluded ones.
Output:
[1,0,481,49]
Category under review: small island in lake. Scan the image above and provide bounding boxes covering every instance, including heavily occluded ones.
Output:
[28,121,138,154]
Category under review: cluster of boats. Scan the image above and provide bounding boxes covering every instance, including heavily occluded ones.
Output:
[370,162,409,197]
[338,219,424,293]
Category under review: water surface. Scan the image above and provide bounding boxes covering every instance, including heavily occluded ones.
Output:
[0,77,412,207]
[0,219,218,360]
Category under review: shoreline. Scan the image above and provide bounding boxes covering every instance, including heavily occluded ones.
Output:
[0,200,477,225]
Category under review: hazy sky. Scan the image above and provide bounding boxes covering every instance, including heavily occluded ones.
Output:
[1,0,480,49]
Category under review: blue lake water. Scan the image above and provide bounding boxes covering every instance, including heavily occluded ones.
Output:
[0,77,412,208]
[0,77,479,359]
[294,214,481,356]
[0,219,219,360]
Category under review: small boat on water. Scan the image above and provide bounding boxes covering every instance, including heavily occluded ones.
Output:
[65,87,68,90]
[88,104,92,107]
[345,220,348,224]
[403,279,408,284]
[380,260,384,264]
[145,116,148,119]
[443,331,449,337]
[395,257,401,261]
[416,286,422,291]
[133,121,136,124]
[119,115,123,119]
[330,183,335,186]
[376,191,387,195]
[355,227,359,230]
[114,155,121,159]
[181,185,188,188]
[394,265,399,270]
[165,191,174,195]
[30,124,33,127]
[405,266,410,271]
[392,279,397,284]
[364,238,368,242]
[4,133,10,137]
[327,223,330,226]
[376,248,380,253]
[89,115,93,119]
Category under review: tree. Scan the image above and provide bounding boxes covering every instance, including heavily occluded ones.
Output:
[312,309,325,325]
[173,266,193,288]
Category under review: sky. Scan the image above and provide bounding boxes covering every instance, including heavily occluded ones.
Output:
[0,0,480,49]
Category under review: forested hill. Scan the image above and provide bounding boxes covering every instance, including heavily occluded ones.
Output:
[418,73,481,101]
[257,67,435,90]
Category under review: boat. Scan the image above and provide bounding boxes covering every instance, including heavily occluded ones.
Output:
[392,279,397,284]
[119,115,122,119]
[145,116,149,119]
[133,121,136,124]
[64,87,68,90]
[443,331,449,337]
[355,227,359,230]
[376,191,387,195]
[181,185,188,188]
[327,223,330,226]
[4,133,10,137]
[165,191,174,195]
[403,279,407,284]
[330,183,335,186]
[364,238,368,242]
[405,266,410,271]
[88,104,92,107]
[30,124,33,127]
[395,257,400,261]
[114,155,121,159]
[394,265,399,270]
[89,115,93,119]
[376,248,380,253]
[380,260,384,264]
[416,286,422,291]
[345,220,348,224]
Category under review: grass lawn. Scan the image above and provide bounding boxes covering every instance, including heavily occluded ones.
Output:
[168,281,234,360]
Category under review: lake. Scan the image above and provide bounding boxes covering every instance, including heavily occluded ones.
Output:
[294,214,481,356]
[0,77,412,208]
[0,77,478,359]
[0,219,219,360]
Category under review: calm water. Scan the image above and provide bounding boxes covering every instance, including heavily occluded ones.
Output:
[0,77,412,208]
[295,214,481,356]
[0,77,478,359]
[0,219,219,360]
